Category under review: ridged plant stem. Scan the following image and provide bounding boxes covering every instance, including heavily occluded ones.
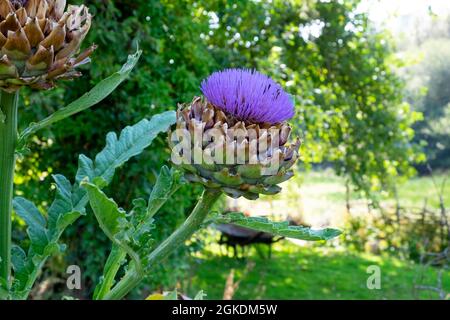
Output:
[94,245,127,299]
[0,90,19,288]
[103,189,221,300]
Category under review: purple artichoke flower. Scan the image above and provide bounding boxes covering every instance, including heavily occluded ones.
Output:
[171,68,300,200]
[201,68,295,124]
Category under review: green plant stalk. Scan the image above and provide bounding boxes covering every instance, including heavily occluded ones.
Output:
[0,91,19,288]
[104,188,221,300]
[94,184,182,300]
[94,245,127,299]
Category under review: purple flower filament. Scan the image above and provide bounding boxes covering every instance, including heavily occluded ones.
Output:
[201,69,295,124]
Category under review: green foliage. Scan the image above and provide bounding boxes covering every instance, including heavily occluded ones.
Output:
[5,53,146,299]
[201,0,422,195]
[13,198,48,255]
[405,38,450,171]
[18,50,143,150]
[9,111,175,299]
[146,166,184,218]
[211,212,341,241]
[11,174,85,298]
[15,0,422,296]
[83,182,147,266]
[85,165,184,267]
[17,0,208,295]
[84,165,187,299]
[11,192,70,298]
[76,110,176,187]
[342,207,448,262]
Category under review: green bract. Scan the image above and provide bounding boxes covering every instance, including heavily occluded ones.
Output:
[0,48,143,299]
[172,97,301,200]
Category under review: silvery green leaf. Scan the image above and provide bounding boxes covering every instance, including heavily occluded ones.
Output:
[18,49,142,147]
[194,290,207,300]
[19,111,174,298]
[83,182,130,241]
[83,182,139,265]
[13,198,48,255]
[8,61,175,300]
[212,212,342,241]
[73,110,176,207]
[84,182,157,264]
[47,174,82,240]
[147,166,184,218]
[11,246,30,291]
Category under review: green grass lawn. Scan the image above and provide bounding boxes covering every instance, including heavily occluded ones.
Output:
[394,174,450,208]
[187,242,449,300]
[234,169,449,228]
[297,169,450,209]
[186,170,450,300]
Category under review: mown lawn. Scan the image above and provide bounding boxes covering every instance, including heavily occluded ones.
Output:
[294,169,450,209]
[186,170,450,300]
[187,242,449,300]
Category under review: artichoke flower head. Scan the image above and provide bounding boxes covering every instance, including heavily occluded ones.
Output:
[0,0,94,92]
[172,69,301,200]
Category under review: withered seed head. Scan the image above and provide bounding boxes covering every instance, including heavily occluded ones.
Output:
[0,0,95,92]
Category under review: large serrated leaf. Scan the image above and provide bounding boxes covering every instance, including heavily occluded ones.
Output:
[12,111,175,299]
[11,246,29,291]
[47,174,82,240]
[83,182,142,274]
[13,198,48,255]
[73,110,176,206]
[146,166,183,218]
[83,182,129,241]
[17,49,142,147]
[212,212,342,241]
[9,55,176,300]
[13,197,45,228]
[94,111,176,183]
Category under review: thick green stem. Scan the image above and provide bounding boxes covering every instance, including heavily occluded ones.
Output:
[0,91,19,288]
[104,189,221,300]
[94,245,127,300]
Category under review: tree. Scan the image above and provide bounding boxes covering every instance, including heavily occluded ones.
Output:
[408,38,450,173]
[201,0,422,195]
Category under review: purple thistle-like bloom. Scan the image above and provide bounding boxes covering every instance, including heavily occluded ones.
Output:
[201,69,295,124]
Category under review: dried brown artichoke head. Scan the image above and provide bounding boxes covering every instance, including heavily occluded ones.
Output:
[0,0,95,92]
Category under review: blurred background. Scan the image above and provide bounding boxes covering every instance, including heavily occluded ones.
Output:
[14,0,450,299]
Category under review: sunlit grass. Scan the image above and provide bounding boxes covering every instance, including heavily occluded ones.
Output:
[187,242,450,300]
[185,170,450,300]
[233,169,449,228]
[394,174,450,208]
